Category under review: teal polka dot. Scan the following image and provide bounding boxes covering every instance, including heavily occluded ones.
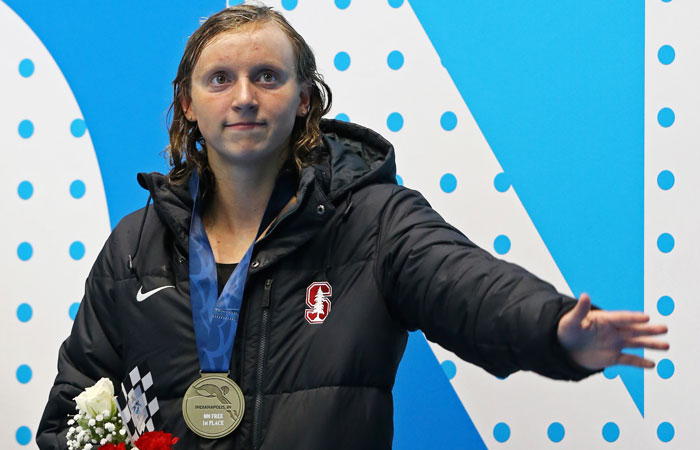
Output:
[70,180,86,199]
[17,303,33,322]
[441,360,456,380]
[334,52,351,71]
[658,45,675,65]
[18,181,33,199]
[69,241,86,260]
[657,422,674,442]
[396,174,403,186]
[388,0,404,7]
[387,112,404,132]
[547,422,565,442]
[69,302,80,320]
[603,366,619,379]
[17,242,33,261]
[657,170,674,190]
[494,172,510,192]
[19,58,34,77]
[657,233,674,253]
[70,119,87,137]
[440,173,457,193]
[16,426,31,445]
[18,120,34,138]
[657,296,674,316]
[657,108,675,128]
[661,0,672,3]
[493,423,510,443]
[602,422,619,442]
[16,365,32,384]
[387,50,404,70]
[494,235,511,255]
[281,0,297,10]
[335,0,351,9]
[335,113,349,122]
[440,111,457,131]
[657,359,674,379]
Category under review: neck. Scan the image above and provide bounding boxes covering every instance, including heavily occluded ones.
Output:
[203,157,282,236]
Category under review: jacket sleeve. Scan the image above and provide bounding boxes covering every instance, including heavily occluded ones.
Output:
[375,187,597,380]
[36,241,124,449]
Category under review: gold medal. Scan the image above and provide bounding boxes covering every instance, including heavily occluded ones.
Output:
[182,373,245,439]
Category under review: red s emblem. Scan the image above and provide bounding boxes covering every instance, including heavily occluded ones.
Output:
[305,282,332,324]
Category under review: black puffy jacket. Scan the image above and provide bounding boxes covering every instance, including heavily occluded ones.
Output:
[38,120,594,449]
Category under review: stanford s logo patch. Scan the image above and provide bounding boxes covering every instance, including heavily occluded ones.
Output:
[305,282,332,324]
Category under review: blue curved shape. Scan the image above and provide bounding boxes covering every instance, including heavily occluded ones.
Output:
[410,0,645,415]
[5,0,230,228]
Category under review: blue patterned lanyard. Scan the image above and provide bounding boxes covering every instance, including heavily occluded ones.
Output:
[188,170,295,373]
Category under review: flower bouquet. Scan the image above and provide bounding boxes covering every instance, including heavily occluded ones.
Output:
[66,378,178,450]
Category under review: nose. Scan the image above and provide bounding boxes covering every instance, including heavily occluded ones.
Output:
[231,78,258,113]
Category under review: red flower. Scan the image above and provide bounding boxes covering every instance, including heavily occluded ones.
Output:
[98,444,126,450]
[134,430,179,450]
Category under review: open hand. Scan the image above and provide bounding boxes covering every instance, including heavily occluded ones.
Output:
[557,293,669,371]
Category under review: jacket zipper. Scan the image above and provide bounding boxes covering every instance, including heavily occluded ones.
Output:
[253,278,273,449]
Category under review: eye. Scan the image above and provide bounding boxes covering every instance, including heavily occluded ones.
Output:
[257,71,278,84]
[210,73,229,86]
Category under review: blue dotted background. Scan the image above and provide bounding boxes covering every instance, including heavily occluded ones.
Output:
[658,45,675,65]
[16,426,31,446]
[17,181,33,199]
[5,0,679,447]
[387,112,404,132]
[440,173,457,193]
[334,51,351,71]
[548,422,565,442]
[602,422,620,442]
[387,50,404,70]
[18,58,34,77]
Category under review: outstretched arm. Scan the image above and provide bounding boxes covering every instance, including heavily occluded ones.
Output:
[557,293,669,371]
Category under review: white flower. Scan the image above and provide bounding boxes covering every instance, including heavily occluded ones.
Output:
[119,428,126,436]
[73,378,115,418]
[67,419,75,425]
[88,418,96,427]
[84,444,93,450]
[105,423,116,432]
[96,414,104,421]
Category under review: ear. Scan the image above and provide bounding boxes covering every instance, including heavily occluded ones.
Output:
[181,96,196,122]
[297,83,311,117]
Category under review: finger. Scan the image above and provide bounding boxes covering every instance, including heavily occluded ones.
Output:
[619,324,668,338]
[570,293,592,324]
[594,310,650,326]
[623,337,670,350]
[616,353,656,369]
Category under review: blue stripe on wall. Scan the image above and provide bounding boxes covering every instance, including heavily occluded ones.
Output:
[410,0,645,416]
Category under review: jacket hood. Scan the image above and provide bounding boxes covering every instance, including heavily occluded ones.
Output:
[319,119,397,201]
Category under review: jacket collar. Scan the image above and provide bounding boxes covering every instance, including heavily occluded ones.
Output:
[136,119,397,262]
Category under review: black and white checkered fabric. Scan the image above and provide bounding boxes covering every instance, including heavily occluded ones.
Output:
[116,362,162,440]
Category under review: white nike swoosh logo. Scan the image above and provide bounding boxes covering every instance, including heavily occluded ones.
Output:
[136,285,175,302]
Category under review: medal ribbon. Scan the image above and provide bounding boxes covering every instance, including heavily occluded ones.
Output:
[188,170,295,373]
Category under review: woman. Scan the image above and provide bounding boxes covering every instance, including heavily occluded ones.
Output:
[38,4,668,449]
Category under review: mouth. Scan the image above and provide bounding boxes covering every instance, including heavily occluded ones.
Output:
[225,122,266,130]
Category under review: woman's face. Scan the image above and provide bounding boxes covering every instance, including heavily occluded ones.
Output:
[183,22,310,170]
